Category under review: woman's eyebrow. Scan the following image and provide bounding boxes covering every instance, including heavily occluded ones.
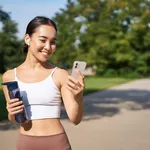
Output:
[39,36,47,39]
[39,36,57,40]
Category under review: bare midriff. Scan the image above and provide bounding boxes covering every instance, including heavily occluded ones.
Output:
[20,118,65,136]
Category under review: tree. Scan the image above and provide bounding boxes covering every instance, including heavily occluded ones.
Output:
[0,7,24,73]
[51,0,150,76]
[51,1,83,69]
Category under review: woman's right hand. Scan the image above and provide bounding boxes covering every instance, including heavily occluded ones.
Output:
[6,98,24,116]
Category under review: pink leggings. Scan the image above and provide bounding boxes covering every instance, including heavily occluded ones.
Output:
[16,132,72,150]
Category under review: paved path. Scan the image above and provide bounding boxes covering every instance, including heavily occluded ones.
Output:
[0,79,150,150]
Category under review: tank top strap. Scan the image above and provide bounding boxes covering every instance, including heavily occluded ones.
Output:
[50,67,58,76]
[14,68,17,80]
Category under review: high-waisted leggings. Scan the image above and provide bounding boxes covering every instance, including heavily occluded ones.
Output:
[16,132,72,150]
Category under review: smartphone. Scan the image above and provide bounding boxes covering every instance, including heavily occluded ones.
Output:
[71,61,86,79]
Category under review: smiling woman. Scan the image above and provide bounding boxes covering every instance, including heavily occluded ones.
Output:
[23,24,57,62]
[1,16,85,150]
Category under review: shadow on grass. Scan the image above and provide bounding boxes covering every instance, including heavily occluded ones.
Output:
[1,88,150,130]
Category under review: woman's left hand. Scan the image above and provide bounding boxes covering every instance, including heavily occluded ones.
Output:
[66,70,84,98]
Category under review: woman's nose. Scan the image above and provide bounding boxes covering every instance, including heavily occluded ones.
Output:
[44,43,51,50]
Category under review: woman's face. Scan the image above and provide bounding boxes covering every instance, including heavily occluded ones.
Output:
[25,25,57,62]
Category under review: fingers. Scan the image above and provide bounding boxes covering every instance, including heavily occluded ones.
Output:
[9,106,24,115]
[7,99,23,107]
[67,81,78,90]
[6,98,24,115]
[69,73,84,83]
[68,76,84,87]
[66,75,84,95]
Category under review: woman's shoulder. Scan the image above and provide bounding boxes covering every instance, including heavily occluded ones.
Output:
[2,69,15,82]
[54,67,69,85]
[55,67,69,77]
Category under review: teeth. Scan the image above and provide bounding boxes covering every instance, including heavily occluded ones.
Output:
[41,52,48,55]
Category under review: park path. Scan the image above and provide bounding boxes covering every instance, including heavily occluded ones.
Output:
[0,79,150,150]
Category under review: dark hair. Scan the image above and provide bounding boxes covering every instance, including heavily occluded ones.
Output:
[23,16,57,53]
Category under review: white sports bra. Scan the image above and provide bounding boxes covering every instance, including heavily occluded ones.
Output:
[14,67,62,120]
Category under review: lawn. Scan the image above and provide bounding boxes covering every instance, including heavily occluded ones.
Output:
[84,76,132,95]
[0,74,133,121]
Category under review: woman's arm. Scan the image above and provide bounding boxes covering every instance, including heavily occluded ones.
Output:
[59,69,84,125]
[2,70,24,123]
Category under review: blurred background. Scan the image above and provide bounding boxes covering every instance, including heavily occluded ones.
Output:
[0,0,150,120]
[1,0,150,77]
[1,1,150,150]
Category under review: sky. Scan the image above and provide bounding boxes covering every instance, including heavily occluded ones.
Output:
[0,0,67,39]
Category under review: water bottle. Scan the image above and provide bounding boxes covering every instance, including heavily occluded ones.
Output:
[2,81,26,123]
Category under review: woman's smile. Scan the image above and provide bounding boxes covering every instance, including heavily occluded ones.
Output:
[41,50,49,56]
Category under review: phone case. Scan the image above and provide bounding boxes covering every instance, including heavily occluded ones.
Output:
[71,61,86,79]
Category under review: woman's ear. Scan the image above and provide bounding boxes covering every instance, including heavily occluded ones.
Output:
[24,34,30,46]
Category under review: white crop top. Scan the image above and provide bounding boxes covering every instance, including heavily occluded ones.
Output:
[14,67,62,120]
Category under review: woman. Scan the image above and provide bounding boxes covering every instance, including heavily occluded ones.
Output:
[2,16,84,150]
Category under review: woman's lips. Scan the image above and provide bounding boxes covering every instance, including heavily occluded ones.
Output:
[41,50,49,56]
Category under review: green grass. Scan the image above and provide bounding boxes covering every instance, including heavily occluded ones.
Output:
[84,76,133,95]
[0,74,134,121]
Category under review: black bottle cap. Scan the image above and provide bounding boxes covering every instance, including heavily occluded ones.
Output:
[1,81,18,91]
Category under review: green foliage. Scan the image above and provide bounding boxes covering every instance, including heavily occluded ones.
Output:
[0,6,10,22]
[1,1,150,76]
[0,89,7,121]
[0,7,25,73]
[51,0,150,76]
[0,74,7,121]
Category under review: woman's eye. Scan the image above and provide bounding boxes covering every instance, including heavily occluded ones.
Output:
[51,41,56,45]
[40,39,46,43]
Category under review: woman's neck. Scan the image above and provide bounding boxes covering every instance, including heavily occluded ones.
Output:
[23,53,49,69]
